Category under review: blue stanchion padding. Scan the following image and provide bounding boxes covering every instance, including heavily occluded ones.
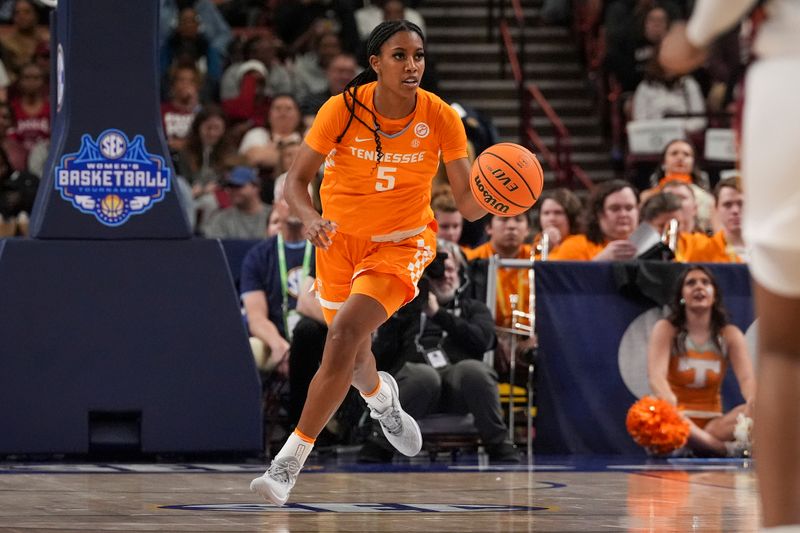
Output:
[0,238,261,454]
[219,239,262,292]
[30,0,190,239]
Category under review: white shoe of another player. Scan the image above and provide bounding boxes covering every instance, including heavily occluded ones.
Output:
[369,371,423,457]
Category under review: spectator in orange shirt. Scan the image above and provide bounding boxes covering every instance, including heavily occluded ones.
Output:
[531,187,582,259]
[640,191,682,235]
[464,211,535,383]
[549,180,639,261]
[684,176,746,263]
[464,212,532,329]
[661,179,699,234]
[640,139,714,233]
[660,179,717,262]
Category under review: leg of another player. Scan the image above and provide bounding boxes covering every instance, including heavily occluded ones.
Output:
[753,284,800,528]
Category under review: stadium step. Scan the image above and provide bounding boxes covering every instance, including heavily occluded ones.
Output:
[422,0,615,187]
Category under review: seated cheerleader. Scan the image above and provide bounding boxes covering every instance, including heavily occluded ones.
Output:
[647,265,756,456]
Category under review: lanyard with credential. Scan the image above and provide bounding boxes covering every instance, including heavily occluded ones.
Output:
[276,234,313,336]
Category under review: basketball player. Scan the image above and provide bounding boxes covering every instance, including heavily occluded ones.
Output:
[249,20,486,505]
[661,1,800,529]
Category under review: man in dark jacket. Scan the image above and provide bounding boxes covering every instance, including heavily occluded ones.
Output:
[363,240,519,463]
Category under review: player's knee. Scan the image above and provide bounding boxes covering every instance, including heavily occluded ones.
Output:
[326,319,369,350]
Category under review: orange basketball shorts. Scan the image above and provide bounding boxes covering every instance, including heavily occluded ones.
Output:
[315,223,438,323]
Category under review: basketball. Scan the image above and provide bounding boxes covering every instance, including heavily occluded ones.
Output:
[100,194,124,219]
[469,142,544,216]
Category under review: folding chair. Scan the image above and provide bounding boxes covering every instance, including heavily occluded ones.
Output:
[418,413,481,461]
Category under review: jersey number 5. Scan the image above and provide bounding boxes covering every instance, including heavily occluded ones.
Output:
[375,166,397,192]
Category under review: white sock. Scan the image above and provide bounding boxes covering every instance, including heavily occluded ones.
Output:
[762,526,800,532]
[361,375,393,413]
[274,430,314,468]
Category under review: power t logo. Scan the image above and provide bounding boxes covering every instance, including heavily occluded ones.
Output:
[55,129,171,226]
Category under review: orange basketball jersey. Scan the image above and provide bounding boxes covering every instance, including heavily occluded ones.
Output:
[304,82,468,240]
[668,333,728,426]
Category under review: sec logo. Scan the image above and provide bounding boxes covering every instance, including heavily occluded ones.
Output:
[99,131,127,159]
[414,122,429,139]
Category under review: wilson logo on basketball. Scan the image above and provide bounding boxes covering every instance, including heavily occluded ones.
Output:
[414,122,429,138]
[471,173,510,214]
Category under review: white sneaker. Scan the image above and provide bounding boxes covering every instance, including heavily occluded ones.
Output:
[726,413,754,458]
[250,456,301,506]
[369,371,422,457]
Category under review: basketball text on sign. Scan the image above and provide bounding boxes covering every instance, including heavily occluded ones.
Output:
[55,129,171,227]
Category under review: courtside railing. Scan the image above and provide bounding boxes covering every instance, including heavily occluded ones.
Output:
[499,13,593,190]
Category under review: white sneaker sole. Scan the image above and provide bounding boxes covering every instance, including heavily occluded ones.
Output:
[250,475,289,506]
[378,371,422,457]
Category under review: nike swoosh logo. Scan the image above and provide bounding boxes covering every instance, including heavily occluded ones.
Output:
[354,136,372,142]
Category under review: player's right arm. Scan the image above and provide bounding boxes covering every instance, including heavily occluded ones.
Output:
[439,102,487,222]
[285,143,338,250]
[647,319,679,405]
[445,157,488,222]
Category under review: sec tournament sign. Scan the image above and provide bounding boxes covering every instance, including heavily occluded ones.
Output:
[54,129,171,227]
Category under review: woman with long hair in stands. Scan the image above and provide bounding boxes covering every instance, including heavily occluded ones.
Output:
[531,187,583,258]
[238,93,305,200]
[640,138,714,233]
[177,104,237,229]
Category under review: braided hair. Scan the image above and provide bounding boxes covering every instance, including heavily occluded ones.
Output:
[335,20,425,168]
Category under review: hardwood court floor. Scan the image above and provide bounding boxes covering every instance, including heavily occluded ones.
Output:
[0,456,759,532]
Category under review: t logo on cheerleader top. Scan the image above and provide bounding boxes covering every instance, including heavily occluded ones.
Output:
[55,129,171,227]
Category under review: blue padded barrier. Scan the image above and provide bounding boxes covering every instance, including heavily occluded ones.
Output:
[533,261,754,455]
[0,238,262,454]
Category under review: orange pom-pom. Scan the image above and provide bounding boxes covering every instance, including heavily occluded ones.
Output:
[626,396,690,455]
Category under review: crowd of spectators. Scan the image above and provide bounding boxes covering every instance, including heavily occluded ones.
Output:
[0,0,433,238]
[572,0,749,191]
[0,0,759,460]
